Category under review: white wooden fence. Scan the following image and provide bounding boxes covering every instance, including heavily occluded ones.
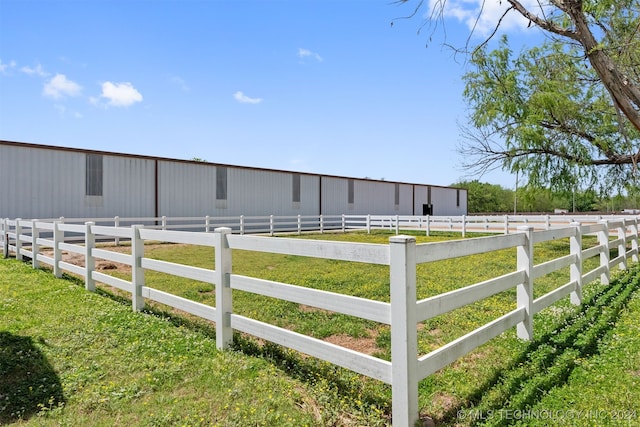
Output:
[12,213,636,238]
[2,215,639,425]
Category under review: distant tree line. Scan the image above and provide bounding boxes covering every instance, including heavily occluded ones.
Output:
[454,180,639,214]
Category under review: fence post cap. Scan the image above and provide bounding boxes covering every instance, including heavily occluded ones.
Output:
[389,235,415,244]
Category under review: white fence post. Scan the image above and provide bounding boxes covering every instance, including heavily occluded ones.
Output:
[426,215,430,237]
[298,214,302,235]
[598,220,610,285]
[320,215,324,234]
[15,219,22,261]
[2,219,8,258]
[214,227,233,349]
[504,215,509,235]
[131,225,145,311]
[85,222,96,291]
[162,216,167,231]
[516,226,534,340]
[545,215,551,230]
[617,221,627,270]
[114,216,120,246]
[389,235,419,426]
[31,220,40,269]
[239,215,244,235]
[270,215,275,236]
[569,222,583,305]
[342,214,346,233]
[53,220,63,278]
[395,215,400,235]
[206,215,211,233]
[462,215,466,238]
[366,214,371,234]
[631,218,639,263]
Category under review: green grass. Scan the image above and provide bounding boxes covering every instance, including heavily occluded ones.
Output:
[448,265,640,426]
[0,260,390,426]
[2,229,639,426]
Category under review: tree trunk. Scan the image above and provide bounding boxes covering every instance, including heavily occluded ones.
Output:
[564,1,640,134]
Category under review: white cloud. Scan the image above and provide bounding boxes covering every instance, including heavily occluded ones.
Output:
[54,103,83,118]
[43,74,82,98]
[0,59,17,73]
[21,63,49,77]
[298,48,323,62]
[98,81,143,107]
[233,91,263,104]
[170,76,190,91]
[429,0,542,35]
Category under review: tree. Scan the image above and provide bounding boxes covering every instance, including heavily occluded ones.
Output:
[517,187,557,213]
[454,180,513,212]
[461,35,638,191]
[399,0,640,190]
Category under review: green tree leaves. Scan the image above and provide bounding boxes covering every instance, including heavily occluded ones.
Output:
[460,34,639,192]
[399,0,640,192]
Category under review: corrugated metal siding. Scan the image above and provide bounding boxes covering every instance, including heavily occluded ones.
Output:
[0,145,158,219]
[353,180,395,214]
[399,184,414,214]
[414,185,428,215]
[158,161,217,216]
[0,145,84,218]
[227,168,288,216]
[226,168,320,216]
[432,186,467,216]
[300,174,321,215]
[1,141,468,219]
[320,178,417,215]
[157,164,322,217]
[320,177,348,215]
[101,156,156,217]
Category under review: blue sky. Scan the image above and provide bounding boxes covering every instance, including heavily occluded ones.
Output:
[0,0,542,188]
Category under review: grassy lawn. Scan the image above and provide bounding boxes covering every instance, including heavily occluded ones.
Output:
[1,229,639,426]
[0,259,390,426]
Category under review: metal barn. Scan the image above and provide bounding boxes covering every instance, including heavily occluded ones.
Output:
[0,140,467,220]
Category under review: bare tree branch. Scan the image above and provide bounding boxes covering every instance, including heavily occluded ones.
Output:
[507,0,579,39]
[472,6,515,55]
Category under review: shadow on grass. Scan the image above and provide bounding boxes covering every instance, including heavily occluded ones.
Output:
[89,280,392,415]
[438,266,640,426]
[0,332,65,423]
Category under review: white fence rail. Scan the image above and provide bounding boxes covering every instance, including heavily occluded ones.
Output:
[9,213,638,240]
[2,215,639,425]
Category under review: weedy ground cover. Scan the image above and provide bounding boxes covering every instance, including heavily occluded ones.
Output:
[2,229,638,426]
[449,265,640,426]
[0,260,389,426]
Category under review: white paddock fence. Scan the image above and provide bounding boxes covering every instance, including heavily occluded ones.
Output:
[2,216,639,425]
[8,213,637,239]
